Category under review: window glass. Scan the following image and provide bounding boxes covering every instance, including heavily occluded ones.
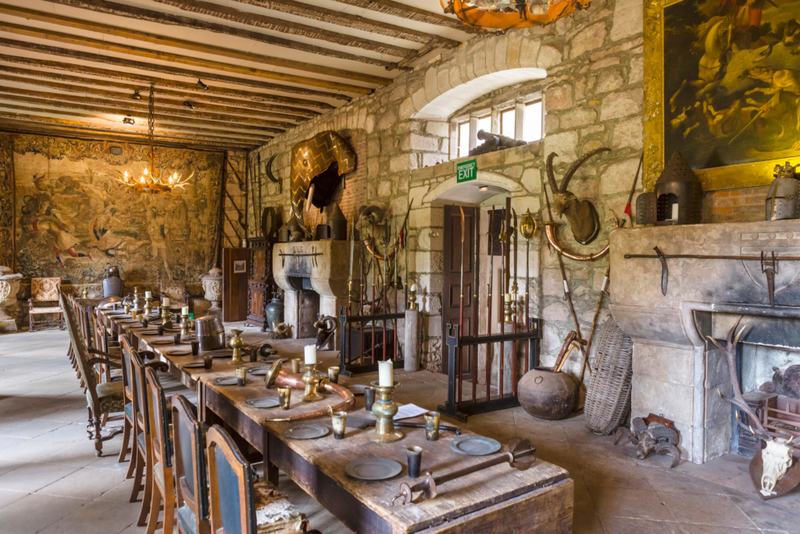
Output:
[523,101,543,142]
[475,115,491,145]
[457,121,470,158]
[501,108,515,138]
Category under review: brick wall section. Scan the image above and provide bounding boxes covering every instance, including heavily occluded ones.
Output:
[702,187,768,223]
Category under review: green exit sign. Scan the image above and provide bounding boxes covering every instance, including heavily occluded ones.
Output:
[456,159,477,183]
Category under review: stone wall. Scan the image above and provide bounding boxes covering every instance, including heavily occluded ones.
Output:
[249,0,646,379]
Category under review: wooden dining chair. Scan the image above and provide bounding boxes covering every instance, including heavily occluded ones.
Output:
[206,425,309,534]
[118,335,136,464]
[129,348,167,526]
[61,293,124,456]
[172,395,210,534]
[144,366,177,534]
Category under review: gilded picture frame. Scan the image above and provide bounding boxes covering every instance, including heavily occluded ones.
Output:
[643,0,800,192]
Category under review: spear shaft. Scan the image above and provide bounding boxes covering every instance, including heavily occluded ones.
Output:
[486,206,494,401]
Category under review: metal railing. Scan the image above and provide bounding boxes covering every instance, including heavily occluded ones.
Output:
[438,318,542,421]
[339,305,404,376]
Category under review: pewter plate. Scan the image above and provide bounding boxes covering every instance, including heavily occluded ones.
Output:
[245,396,280,409]
[182,362,205,369]
[117,319,138,324]
[450,436,501,456]
[212,377,239,386]
[150,340,179,346]
[284,424,329,440]
[345,457,402,481]
[248,366,277,376]
[166,349,193,356]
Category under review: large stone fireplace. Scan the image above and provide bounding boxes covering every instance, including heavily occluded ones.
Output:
[610,220,800,464]
[272,240,358,344]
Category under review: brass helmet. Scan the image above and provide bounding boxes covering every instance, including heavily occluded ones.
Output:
[766,162,800,221]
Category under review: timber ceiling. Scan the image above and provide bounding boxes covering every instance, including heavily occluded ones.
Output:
[0,0,474,151]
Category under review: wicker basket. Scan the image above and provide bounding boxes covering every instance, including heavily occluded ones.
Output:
[585,319,633,435]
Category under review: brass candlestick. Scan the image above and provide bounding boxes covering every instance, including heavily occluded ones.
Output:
[81,287,89,299]
[180,312,190,338]
[503,297,513,324]
[160,305,168,320]
[229,328,244,365]
[132,287,141,311]
[144,296,153,316]
[407,286,417,311]
[301,363,325,402]
[368,381,403,443]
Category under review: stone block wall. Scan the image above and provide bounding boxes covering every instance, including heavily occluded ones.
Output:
[249,0,646,378]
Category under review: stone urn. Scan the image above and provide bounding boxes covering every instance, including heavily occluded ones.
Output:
[201,267,223,315]
[518,367,577,420]
[0,266,23,333]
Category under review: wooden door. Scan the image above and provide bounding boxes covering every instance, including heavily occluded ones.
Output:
[222,247,249,322]
[442,205,478,377]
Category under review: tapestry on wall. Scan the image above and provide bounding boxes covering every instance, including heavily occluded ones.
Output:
[644,0,800,190]
[13,135,223,285]
[0,134,13,268]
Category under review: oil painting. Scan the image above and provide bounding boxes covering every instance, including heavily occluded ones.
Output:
[644,0,800,190]
[13,135,223,285]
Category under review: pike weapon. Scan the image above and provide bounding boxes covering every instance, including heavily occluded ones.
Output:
[578,266,610,387]
[624,153,644,224]
[486,206,494,401]
[512,208,519,326]
[472,207,479,402]
[348,207,356,306]
[542,172,584,341]
[458,206,466,405]
[404,200,411,305]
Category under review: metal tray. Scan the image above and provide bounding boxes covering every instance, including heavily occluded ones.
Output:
[166,349,193,356]
[284,424,329,440]
[345,457,402,481]
[245,396,280,409]
[450,436,501,456]
[212,377,239,386]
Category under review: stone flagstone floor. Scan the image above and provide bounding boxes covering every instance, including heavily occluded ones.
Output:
[0,328,799,534]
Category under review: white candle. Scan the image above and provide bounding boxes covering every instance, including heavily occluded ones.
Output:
[378,360,393,387]
[182,306,189,315]
[504,293,511,303]
[162,297,170,307]
[304,345,317,365]
[145,291,152,298]
[410,284,416,292]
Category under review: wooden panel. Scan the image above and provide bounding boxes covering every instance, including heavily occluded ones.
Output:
[222,247,249,322]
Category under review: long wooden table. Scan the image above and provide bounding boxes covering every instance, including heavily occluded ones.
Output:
[98,309,574,533]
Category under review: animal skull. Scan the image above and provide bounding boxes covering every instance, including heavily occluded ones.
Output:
[545,147,610,245]
[760,439,794,497]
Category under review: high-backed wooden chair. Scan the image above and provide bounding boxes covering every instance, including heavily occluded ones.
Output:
[172,395,210,534]
[61,293,124,456]
[30,277,65,331]
[144,366,177,534]
[206,425,308,534]
[118,335,136,464]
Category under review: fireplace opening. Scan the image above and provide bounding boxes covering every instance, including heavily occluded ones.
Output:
[730,342,800,458]
[288,276,319,339]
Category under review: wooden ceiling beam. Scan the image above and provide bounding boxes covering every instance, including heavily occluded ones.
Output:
[0,85,296,129]
[330,0,474,33]
[0,100,274,142]
[0,4,392,87]
[39,0,401,70]
[228,0,457,47]
[0,22,370,97]
[0,96,282,137]
[0,115,262,149]
[147,0,411,58]
[0,57,334,110]
[0,70,317,120]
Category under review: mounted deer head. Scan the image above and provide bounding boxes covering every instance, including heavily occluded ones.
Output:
[546,147,610,245]
[708,318,798,499]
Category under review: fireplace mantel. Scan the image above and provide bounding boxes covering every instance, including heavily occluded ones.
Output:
[609,219,800,463]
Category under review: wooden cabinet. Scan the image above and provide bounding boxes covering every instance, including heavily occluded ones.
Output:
[245,237,278,329]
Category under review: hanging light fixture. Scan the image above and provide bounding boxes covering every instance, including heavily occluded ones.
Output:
[441,0,590,31]
[115,84,193,194]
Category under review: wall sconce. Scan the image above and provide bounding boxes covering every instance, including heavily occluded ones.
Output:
[122,117,135,125]
[183,101,195,110]
[197,79,209,91]
[131,90,142,100]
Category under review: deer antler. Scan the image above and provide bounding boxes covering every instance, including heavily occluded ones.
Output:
[560,147,611,192]
[707,318,772,441]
